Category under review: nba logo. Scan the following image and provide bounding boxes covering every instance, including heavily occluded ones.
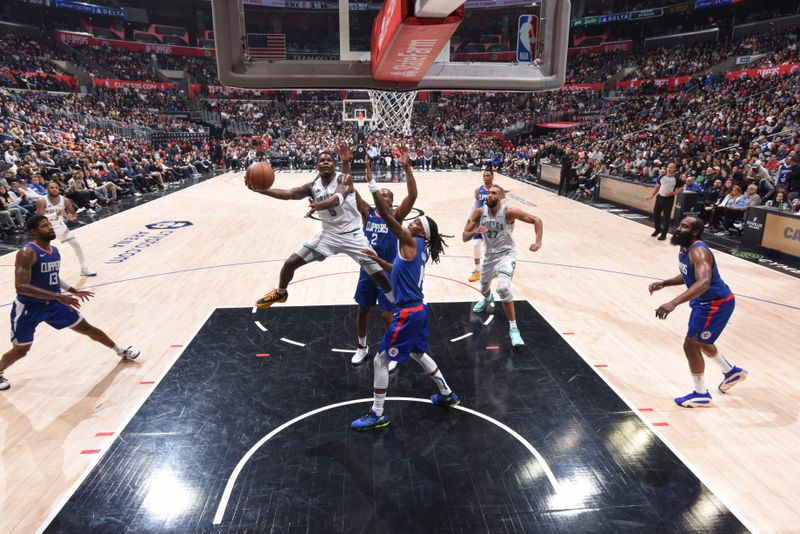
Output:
[517,15,538,63]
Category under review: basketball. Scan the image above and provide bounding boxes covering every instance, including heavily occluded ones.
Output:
[245,162,275,191]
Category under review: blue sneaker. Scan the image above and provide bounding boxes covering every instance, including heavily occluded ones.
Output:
[431,393,460,407]
[351,410,389,430]
[675,390,713,408]
[718,366,748,393]
[472,294,494,313]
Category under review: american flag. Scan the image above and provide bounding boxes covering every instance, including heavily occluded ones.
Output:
[246,33,286,60]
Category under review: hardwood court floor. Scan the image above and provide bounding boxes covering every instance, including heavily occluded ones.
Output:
[0,170,797,533]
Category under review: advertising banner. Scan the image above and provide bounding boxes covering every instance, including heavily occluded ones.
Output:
[93,78,174,91]
[56,31,216,58]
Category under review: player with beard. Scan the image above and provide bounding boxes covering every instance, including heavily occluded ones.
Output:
[0,215,139,391]
[649,216,748,407]
[463,185,543,347]
[250,148,392,309]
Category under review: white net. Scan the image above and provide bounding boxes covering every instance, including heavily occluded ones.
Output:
[367,90,418,136]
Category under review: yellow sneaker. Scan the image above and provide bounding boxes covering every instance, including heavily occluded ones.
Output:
[256,289,288,309]
[468,270,480,282]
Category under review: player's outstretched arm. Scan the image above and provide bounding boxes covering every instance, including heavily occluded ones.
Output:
[14,247,80,307]
[394,146,418,221]
[252,182,312,200]
[354,191,371,225]
[337,142,352,176]
[506,207,543,251]
[648,274,684,294]
[462,209,484,242]
[309,173,355,214]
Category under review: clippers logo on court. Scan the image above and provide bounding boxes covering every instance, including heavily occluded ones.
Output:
[700,331,712,341]
[106,221,193,264]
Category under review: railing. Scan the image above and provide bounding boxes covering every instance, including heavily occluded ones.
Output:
[45,105,152,142]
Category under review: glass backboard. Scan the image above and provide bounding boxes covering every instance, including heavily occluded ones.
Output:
[211,0,570,91]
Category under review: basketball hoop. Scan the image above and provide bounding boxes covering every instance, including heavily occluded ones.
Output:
[367,90,418,136]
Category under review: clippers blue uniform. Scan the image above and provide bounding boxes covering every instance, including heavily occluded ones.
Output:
[473,185,490,241]
[10,243,81,345]
[378,237,428,363]
[679,241,734,344]
[354,209,396,311]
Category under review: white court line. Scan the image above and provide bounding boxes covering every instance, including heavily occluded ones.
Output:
[251,306,257,314]
[280,337,305,347]
[254,321,267,332]
[449,333,473,342]
[37,307,218,534]
[483,315,494,326]
[331,348,357,353]
[211,396,559,525]
[524,300,760,534]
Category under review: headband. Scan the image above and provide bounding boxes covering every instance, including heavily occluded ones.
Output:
[419,215,431,239]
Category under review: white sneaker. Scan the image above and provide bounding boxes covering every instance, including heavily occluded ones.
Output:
[89,199,98,207]
[388,360,398,372]
[86,209,96,215]
[80,267,97,277]
[120,346,140,360]
[351,345,369,365]
[134,192,142,197]
[76,207,86,213]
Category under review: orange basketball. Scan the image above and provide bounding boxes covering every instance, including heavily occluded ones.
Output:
[245,162,275,191]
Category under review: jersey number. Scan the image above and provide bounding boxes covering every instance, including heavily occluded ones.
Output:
[487,230,498,238]
[370,233,379,246]
[328,207,337,216]
[49,273,58,286]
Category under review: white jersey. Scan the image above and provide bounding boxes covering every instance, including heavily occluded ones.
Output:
[311,172,361,233]
[480,200,515,256]
[44,195,67,227]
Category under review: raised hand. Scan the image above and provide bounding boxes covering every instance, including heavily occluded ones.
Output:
[337,141,352,162]
[398,145,410,167]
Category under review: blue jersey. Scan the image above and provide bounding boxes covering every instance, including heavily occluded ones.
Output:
[477,185,490,209]
[18,243,61,305]
[392,237,427,307]
[679,241,731,305]
[364,208,397,261]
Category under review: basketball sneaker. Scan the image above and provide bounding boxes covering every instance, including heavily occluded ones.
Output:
[510,326,525,347]
[472,294,494,313]
[351,345,369,365]
[80,267,97,277]
[256,289,288,309]
[718,366,748,393]
[674,390,713,408]
[388,360,398,373]
[431,392,460,407]
[351,410,390,430]
[0,375,9,390]
[468,270,480,282]
[119,346,140,360]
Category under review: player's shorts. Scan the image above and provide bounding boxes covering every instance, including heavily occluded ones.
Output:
[53,222,74,242]
[472,233,483,241]
[10,298,82,345]
[378,303,428,363]
[480,250,517,283]
[295,229,381,274]
[687,293,735,345]
[354,269,393,311]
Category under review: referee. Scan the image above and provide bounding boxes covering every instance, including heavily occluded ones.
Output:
[648,162,684,240]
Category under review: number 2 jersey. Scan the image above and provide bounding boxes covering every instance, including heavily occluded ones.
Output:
[311,172,362,233]
[17,242,61,305]
[364,208,397,262]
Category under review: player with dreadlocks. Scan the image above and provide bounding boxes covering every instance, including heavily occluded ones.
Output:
[351,162,457,430]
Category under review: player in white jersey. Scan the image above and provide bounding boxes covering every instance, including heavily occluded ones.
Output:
[463,185,543,347]
[35,182,96,277]
[250,148,392,309]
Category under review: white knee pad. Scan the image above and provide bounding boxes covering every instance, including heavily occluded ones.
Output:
[373,352,390,389]
[496,275,513,302]
[410,352,437,374]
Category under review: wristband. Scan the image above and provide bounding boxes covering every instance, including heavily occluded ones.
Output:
[333,193,344,206]
[368,180,379,194]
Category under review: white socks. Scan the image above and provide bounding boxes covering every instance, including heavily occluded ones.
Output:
[708,352,734,373]
[372,392,386,416]
[509,320,517,329]
[66,239,88,269]
[113,345,124,356]
[692,373,707,393]
[358,336,367,348]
